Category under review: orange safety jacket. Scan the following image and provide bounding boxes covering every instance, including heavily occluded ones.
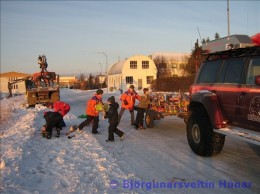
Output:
[120,90,140,110]
[86,94,103,116]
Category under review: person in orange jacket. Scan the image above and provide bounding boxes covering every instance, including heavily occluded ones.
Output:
[77,89,103,134]
[46,101,70,127]
[118,85,140,125]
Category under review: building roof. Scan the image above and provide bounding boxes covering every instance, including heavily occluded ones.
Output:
[97,74,106,77]
[151,52,189,62]
[108,55,158,75]
[0,71,31,78]
[108,59,126,75]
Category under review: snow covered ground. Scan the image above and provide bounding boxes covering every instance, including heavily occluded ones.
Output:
[0,89,259,194]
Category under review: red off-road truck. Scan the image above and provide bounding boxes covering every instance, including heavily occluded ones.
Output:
[186,35,260,156]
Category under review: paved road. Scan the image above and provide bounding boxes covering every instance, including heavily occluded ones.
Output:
[65,89,260,194]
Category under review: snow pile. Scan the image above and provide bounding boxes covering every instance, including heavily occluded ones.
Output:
[0,90,145,194]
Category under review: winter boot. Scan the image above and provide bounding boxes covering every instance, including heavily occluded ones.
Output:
[55,128,61,138]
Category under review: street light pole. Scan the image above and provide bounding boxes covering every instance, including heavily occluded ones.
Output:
[97,51,108,93]
[99,63,102,75]
[99,63,102,89]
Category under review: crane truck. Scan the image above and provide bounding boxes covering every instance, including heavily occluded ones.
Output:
[8,55,60,107]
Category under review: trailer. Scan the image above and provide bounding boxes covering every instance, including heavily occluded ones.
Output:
[140,92,189,128]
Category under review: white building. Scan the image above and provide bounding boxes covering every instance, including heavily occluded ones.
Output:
[59,75,78,88]
[96,74,106,84]
[107,55,157,92]
[151,52,189,77]
[0,71,31,95]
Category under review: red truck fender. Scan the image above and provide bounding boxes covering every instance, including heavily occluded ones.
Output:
[189,91,226,129]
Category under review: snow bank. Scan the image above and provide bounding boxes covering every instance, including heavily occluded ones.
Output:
[0,90,146,194]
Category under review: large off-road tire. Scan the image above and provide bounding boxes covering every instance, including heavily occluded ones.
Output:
[145,113,154,128]
[186,108,225,156]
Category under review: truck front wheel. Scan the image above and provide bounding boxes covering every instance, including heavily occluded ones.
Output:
[186,109,225,156]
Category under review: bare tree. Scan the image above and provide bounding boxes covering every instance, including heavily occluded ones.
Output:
[181,39,205,76]
[215,32,220,39]
[88,74,94,88]
[79,73,85,82]
[153,56,167,78]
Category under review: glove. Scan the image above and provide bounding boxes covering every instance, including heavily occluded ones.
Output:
[123,100,129,105]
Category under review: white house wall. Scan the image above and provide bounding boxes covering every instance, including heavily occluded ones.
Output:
[108,74,122,91]
[108,55,157,92]
[0,77,27,94]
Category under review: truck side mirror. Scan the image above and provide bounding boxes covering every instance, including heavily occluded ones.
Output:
[255,75,260,85]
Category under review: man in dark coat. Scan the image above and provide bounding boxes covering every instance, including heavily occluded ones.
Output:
[104,96,125,142]
[42,111,63,139]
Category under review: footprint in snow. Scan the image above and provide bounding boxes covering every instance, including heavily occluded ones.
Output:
[36,177,43,184]
[60,179,69,188]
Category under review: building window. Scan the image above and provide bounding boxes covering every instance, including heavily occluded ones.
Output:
[147,76,153,84]
[160,63,167,68]
[142,61,149,69]
[126,76,133,84]
[130,61,137,69]
[171,64,177,68]
[12,84,18,89]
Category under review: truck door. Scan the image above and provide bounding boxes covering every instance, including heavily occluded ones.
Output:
[240,57,260,131]
[217,58,245,123]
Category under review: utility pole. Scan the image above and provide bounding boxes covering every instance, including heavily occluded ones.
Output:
[227,0,230,38]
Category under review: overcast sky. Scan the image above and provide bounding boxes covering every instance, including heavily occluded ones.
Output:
[1,0,259,75]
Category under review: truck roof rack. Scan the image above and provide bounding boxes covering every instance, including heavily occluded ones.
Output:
[205,46,260,61]
[202,34,254,54]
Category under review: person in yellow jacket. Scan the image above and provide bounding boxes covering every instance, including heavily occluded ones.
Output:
[118,85,140,125]
[78,89,103,134]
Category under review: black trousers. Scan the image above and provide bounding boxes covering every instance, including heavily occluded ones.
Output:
[45,112,63,137]
[108,123,124,141]
[46,123,61,137]
[118,108,135,124]
[78,115,99,133]
[135,108,145,127]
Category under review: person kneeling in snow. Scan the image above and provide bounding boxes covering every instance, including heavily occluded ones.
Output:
[46,101,70,127]
[42,111,63,139]
[104,96,125,142]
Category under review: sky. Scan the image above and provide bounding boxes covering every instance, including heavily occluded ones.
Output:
[1,0,259,75]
